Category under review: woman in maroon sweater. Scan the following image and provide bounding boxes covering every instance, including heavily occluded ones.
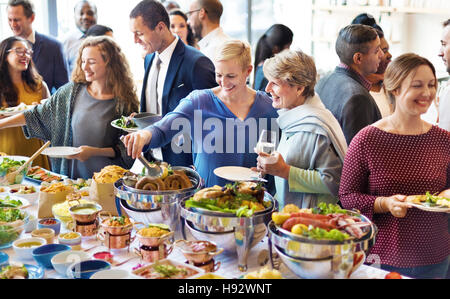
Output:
[339,53,449,279]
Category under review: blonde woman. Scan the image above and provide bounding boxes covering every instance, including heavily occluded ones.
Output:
[255,49,347,209]
[339,53,450,278]
[0,36,139,178]
[123,39,278,187]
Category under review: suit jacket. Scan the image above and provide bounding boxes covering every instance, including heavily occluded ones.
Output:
[315,67,381,145]
[141,39,217,167]
[32,32,69,94]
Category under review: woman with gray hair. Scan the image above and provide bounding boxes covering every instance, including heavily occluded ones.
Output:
[255,49,347,209]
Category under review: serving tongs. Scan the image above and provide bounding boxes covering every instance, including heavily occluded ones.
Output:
[4,141,51,184]
[138,154,162,178]
[119,135,162,177]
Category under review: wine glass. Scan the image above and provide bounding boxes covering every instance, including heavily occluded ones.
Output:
[255,130,277,155]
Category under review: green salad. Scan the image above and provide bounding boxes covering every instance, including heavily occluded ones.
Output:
[0,208,25,223]
[312,202,348,215]
[185,182,270,218]
[0,196,22,208]
[0,158,25,176]
[115,116,138,129]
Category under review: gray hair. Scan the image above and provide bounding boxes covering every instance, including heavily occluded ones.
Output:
[263,49,317,98]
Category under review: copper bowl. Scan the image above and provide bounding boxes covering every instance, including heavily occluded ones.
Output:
[99,213,136,235]
[175,240,223,264]
[136,229,174,247]
[69,203,102,223]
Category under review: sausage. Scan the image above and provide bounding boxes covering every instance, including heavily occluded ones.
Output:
[289,212,331,221]
[281,216,336,232]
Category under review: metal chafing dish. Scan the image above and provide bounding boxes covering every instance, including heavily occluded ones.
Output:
[115,166,203,232]
[179,192,277,272]
[268,211,378,279]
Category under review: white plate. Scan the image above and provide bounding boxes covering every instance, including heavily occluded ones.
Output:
[213,166,262,182]
[41,147,82,158]
[410,203,450,213]
[111,120,138,133]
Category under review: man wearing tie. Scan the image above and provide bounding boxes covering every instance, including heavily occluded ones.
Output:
[129,0,217,167]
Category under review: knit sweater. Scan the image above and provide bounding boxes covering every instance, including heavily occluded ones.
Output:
[339,125,450,268]
[22,82,136,177]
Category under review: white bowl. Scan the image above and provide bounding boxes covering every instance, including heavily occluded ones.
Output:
[12,237,47,260]
[24,215,38,233]
[8,184,39,204]
[58,232,82,246]
[50,250,90,277]
[90,269,136,279]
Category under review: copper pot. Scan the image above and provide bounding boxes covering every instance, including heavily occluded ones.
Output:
[75,221,98,237]
[175,240,223,264]
[69,203,102,223]
[134,244,173,263]
[98,212,140,235]
[97,232,134,249]
[136,230,174,247]
[187,259,221,273]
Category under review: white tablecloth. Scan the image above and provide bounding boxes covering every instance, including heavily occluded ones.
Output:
[1,179,394,279]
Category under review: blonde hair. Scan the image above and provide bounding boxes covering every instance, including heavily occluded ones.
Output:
[71,36,139,114]
[263,49,317,98]
[214,39,252,70]
[384,53,436,106]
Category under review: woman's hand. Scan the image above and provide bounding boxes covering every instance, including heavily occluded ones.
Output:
[256,151,290,180]
[67,146,96,162]
[378,195,411,218]
[121,130,152,159]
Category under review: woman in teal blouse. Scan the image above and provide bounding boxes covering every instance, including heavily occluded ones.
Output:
[255,50,348,209]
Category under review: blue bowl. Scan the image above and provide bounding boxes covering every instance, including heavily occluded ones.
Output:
[69,260,111,279]
[0,252,9,267]
[32,244,71,269]
[38,218,61,235]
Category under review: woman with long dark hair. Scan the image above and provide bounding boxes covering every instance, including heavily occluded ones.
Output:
[169,9,197,48]
[0,36,50,168]
[253,24,293,91]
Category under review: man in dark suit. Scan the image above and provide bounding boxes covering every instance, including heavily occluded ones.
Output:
[7,0,69,94]
[129,0,217,167]
[315,24,384,145]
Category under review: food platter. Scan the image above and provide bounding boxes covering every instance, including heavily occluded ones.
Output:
[110,119,138,133]
[25,166,66,184]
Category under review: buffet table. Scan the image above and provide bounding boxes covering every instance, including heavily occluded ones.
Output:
[1,177,395,280]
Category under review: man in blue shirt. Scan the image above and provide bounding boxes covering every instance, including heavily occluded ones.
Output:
[7,0,69,94]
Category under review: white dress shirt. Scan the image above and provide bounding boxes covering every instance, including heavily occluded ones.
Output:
[144,36,179,161]
[198,27,231,62]
[145,35,179,115]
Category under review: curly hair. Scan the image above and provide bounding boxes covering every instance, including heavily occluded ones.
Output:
[0,36,42,107]
[71,36,139,114]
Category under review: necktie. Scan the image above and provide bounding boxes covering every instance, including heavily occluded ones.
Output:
[148,56,162,115]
